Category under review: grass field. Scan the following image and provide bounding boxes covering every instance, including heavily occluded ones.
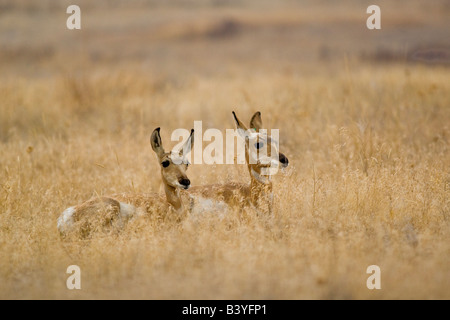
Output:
[0,0,449,299]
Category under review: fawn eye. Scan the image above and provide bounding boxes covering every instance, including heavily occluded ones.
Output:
[255,142,264,149]
[162,160,170,168]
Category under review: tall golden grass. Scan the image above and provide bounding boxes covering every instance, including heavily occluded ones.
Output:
[0,0,449,299]
[0,64,448,299]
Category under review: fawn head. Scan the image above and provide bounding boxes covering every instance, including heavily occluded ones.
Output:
[150,127,194,190]
[233,111,289,184]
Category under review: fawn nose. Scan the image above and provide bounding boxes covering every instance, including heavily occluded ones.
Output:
[279,153,289,167]
[179,178,191,189]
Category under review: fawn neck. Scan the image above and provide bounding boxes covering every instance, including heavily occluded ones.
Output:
[248,166,273,209]
[163,182,184,212]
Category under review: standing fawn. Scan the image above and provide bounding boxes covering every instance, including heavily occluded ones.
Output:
[187,111,289,214]
[57,127,194,237]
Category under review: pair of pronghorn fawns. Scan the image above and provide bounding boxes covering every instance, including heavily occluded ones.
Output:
[57,111,289,237]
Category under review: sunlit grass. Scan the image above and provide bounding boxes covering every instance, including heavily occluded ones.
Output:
[0,63,448,299]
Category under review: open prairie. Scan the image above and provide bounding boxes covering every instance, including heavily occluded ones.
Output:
[0,0,449,299]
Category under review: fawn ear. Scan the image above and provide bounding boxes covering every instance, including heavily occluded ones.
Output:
[250,111,262,132]
[179,129,194,157]
[150,127,165,158]
[232,111,252,140]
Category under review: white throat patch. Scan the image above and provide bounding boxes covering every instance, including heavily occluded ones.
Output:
[251,167,271,184]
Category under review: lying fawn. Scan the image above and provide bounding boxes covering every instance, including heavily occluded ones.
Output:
[187,111,289,214]
[57,127,194,237]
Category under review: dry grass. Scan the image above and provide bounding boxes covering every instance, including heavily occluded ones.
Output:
[1,65,449,299]
[0,1,449,299]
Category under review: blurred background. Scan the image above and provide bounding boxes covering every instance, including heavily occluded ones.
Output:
[1,0,449,78]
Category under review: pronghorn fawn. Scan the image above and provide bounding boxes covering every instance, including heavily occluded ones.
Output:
[57,127,194,238]
[187,111,289,214]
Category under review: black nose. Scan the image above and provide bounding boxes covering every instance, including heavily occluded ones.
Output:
[179,178,190,188]
[279,153,289,167]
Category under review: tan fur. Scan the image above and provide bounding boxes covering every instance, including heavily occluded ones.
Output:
[58,128,194,238]
[186,111,288,214]
[58,113,288,238]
